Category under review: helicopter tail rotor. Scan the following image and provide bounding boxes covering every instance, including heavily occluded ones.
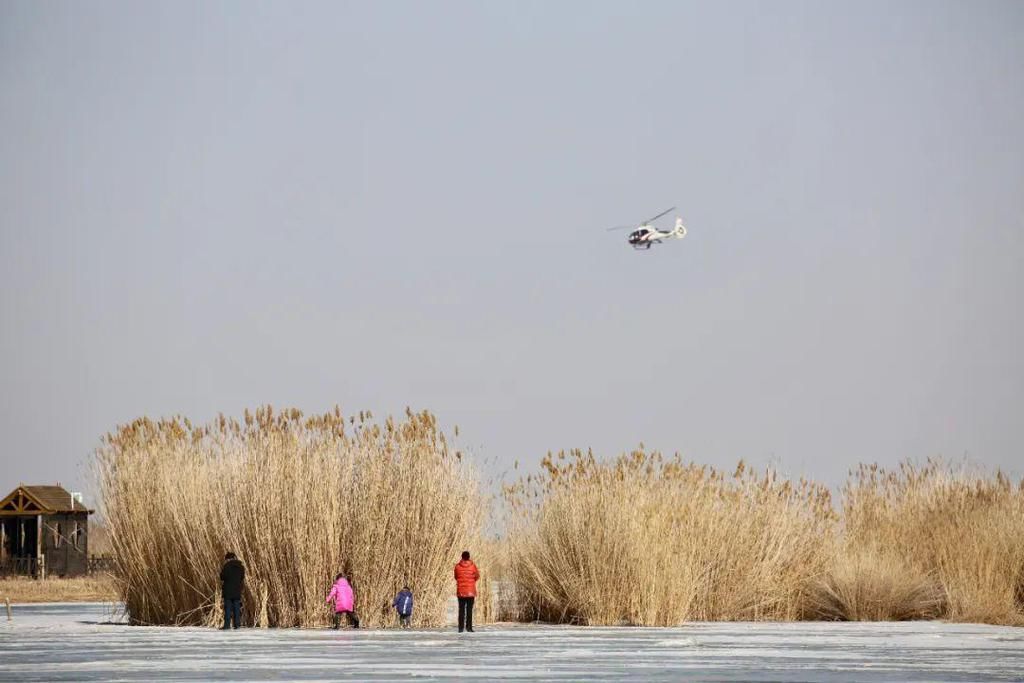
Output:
[672,217,688,239]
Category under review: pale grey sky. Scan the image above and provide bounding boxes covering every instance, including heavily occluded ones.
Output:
[2,1,1022,499]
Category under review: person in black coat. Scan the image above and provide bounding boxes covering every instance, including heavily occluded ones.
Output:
[220,552,245,629]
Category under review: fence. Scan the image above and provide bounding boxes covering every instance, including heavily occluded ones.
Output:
[0,555,114,578]
[0,557,38,577]
[88,555,115,575]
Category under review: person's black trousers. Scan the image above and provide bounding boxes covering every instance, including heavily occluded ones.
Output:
[457,596,475,632]
[333,610,360,629]
[222,598,242,629]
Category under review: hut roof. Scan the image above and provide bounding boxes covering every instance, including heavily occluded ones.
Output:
[0,485,92,515]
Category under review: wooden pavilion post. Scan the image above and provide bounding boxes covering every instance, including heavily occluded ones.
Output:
[36,515,44,579]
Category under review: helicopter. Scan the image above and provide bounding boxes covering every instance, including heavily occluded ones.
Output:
[608,207,688,250]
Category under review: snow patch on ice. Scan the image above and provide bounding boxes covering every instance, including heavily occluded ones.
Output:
[655,637,698,647]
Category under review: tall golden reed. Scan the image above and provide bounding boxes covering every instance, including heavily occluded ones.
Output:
[503,449,836,625]
[95,407,483,628]
[833,460,1024,625]
[506,452,1024,626]
[96,406,1024,629]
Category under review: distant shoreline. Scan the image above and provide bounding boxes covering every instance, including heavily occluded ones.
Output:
[0,575,117,604]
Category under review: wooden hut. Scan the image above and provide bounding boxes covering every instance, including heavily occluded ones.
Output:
[0,484,93,578]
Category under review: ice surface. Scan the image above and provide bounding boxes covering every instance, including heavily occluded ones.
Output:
[1,603,1023,681]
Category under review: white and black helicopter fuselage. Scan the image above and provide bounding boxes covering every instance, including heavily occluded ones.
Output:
[611,207,688,250]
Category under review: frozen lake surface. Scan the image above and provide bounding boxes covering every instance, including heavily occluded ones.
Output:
[1,603,1023,681]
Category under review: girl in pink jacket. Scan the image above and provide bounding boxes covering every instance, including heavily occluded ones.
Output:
[326,573,360,629]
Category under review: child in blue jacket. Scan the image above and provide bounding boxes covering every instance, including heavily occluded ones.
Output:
[392,586,414,628]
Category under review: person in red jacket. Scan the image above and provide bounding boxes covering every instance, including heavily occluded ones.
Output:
[454,550,480,633]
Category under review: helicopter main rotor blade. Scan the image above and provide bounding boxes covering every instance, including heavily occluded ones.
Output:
[606,225,634,232]
[642,206,675,225]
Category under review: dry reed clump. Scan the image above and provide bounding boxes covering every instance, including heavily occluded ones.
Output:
[804,550,945,621]
[504,449,837,625]
[95,407,483,628]
[837,460,1024,625]
[0,575,119,603]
